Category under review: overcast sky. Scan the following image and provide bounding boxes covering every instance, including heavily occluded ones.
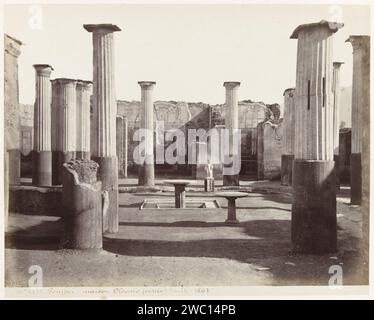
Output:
[4,3,371,105]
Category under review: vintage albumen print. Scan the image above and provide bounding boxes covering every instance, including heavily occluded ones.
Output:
[2,1,371,298]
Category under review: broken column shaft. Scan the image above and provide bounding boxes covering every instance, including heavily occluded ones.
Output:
[84,23,121,233]
[281,88,296,186]
[291,21,343,253]
[138,81,156,187]
[223,81,240,186]
[32,64,53,186]
[62,159,102,249]
[346,36,370,205]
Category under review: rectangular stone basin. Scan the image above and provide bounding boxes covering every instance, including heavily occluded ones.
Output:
[140,199,220,209]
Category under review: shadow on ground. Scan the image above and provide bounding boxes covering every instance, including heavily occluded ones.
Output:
[5,219,62,251]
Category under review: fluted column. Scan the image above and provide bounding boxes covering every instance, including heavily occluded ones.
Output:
[76,80,92,160]
[346,36,370,205]
[84,23,121,233]
[290,21,343,254]
[51,78,77,185]
[32,64,53,186]
[223,81,240,186]
[332,62,344,191]
[281,88,295,186]
[138,81,155,187]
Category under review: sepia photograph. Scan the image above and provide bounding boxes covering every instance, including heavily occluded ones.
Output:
[1,0,372,299]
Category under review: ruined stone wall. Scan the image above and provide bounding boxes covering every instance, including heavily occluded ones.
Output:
[257,120,283,180]
[19,104,33,155]
[4,35,21,151]
[117,100,277,174]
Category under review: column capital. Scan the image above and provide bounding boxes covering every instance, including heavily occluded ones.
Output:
[76,79,93,89]
[33,64,53,76]
[51,78,77,87]
[333,61,344,68]
[5,34,23,58]
[290,20,344,39]
[138,81,156,89]
[223,81,240,89]
[83,23,121,33]
[345,35,370,51]
[283,87,295,96]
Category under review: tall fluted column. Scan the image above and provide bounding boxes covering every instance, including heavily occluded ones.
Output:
[223,81,240,186]
[281,88,295,186]
[138,81,156,187]
[76,80,92,160]
[346,36,370,206]
[291,21,343,253]
[51,78,77,185]
[84,23,121,233]
[332,62,344,191]
[32,64,53,186]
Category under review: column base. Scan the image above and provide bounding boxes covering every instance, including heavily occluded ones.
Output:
[138,165,144,186]
[334,154,340,193]
[225,219,239,225]
[281,154,294,186]
[52,151,59,185]
[53,151,74,185]
[223,174,239,186]
[93,156,118,233]
[138,163,155,187]
[350,153,362,205]
[75,151,91,160]
[7,149,20,185]
[292,160,337,254]
[32,150,52,187]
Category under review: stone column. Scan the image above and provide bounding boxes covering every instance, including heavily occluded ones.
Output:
[32,64,53,186]
[76,80,92,160]
[281,88,296,186]
[332,62,344,191]
[223,82,240,186]
[116,115,125,177]
[4,35,22,186]
[346,36,370,205]
[84,24,121,233]
[138,81,156,187]
[51,78,77,185]
[123,117,128,178]
[291,21,343,253]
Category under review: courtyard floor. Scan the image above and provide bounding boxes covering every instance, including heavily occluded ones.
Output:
[5,179,366,287]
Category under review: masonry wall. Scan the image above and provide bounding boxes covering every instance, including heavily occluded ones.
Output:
[4,36,21,153]
[117,100,274,176]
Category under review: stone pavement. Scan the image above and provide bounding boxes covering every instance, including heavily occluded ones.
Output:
[5,180,366,287]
